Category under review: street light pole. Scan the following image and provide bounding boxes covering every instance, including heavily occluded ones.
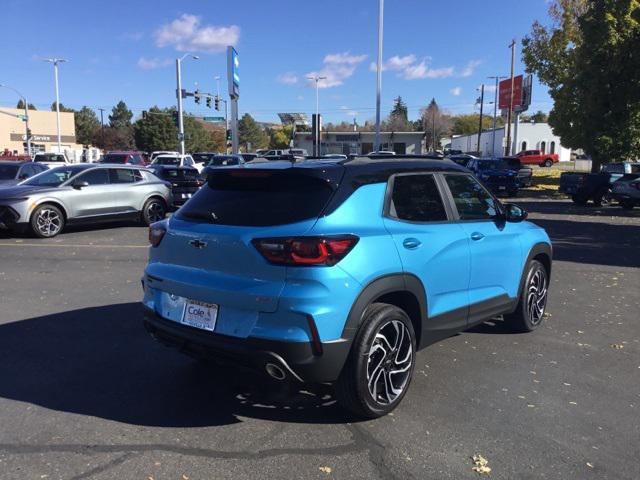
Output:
[505,39,516,156]
[476,84,485,154]
[175,53,199,155]
[0,84,31,156]
[374,0,384,152]
[306,75,326,156]
[43,58,67,152]
[487,76,506,158]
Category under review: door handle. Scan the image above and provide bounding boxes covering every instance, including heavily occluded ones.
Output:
[470,232,485,241]
[403,238,422,249]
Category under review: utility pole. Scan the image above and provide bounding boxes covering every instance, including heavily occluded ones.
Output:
[98,108,105,149]
[476,84,485,154]
[306,75,327,156]
[175,54,199,155]
[374,0,384,152]
[487,76,506,158]
[505,39,516,156]
[42,58,67,152]
[432,105,436,151]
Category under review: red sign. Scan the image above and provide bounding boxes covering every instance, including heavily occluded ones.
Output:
[499,75,523,109]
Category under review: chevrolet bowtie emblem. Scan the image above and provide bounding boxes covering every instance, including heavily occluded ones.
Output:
[189,239,208,249]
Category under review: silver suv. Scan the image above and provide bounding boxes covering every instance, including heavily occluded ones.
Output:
[0,164,173,238]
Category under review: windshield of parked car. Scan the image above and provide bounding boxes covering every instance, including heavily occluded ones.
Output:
[477,160,509,170]
[153,156,180,166]
[207,156,240,166]
[23,166,82,187]
[101,153,129,164]
[0,165,20,179]
[192,153,214,164]
[35,154,66,163]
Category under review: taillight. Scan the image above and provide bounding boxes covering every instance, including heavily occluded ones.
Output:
[148,222,167,247]
[252,235,359,266]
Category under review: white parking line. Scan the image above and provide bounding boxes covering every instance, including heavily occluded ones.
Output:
[0,242,147,249]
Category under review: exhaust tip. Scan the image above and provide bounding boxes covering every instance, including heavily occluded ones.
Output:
[265,362,286,381]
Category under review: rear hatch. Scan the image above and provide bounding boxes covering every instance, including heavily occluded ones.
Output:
[147,163,344,312]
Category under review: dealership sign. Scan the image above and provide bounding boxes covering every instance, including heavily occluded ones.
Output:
[10,133,76,143]
[499,74,532,113]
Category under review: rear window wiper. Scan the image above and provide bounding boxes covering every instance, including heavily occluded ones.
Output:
[180,210,215,222]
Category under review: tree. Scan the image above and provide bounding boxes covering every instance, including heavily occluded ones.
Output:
[16,100,37,110]
[184,116,215,152]
[75,107,100,145]
[522,0,640,171]
[93,126,135,150]
[238,114,268,151]
[133,107,178,152]
[269,125,293,149]
[50,102,74,113]
[109,100,133,129]
[420,98,452,151]
[386,96,411,131]
[451,114,496,136]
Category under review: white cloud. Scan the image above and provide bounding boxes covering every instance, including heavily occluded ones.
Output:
[155,14,239,53]
[372,54,454,80]
[305,52,367,88]
[450,87,462,96]
[277,72,299,85]
[460,59,482,77]
[137,57,172,70]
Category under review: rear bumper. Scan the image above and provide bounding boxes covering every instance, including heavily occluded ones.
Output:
[143,306,351,383]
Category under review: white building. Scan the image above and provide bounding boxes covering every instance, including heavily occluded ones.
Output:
[450,122,572,162]
[294,131,425,156]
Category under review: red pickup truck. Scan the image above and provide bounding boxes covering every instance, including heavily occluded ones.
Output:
[515,149,559,167]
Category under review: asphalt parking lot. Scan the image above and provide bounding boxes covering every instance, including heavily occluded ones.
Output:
[0,199,638,480]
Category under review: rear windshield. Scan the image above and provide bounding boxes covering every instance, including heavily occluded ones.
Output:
[477,160,509,170]
[161,169,198,180]
[208,156,240,166]
[102,154,128,164]
[154,156,180,166]
[193,153,214,164]
[177,170,335,226]
[35,154,66,163]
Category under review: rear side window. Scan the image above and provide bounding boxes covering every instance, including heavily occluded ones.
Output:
[389,174,447,222]
[109,169,139,183]
[444,174,498,220]
[177,170,335,226]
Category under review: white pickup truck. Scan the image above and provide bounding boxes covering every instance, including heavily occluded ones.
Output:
[32,152,70,168]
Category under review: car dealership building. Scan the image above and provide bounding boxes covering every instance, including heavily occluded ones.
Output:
[293,131,426,156]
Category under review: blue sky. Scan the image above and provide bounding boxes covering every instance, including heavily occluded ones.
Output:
[0,0,554,124]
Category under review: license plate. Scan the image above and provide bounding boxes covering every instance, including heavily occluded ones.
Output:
[181,193,192,199]
[182,300,218,331]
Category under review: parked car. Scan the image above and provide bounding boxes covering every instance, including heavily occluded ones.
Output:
[99,151,147,166]
[0,164,172,238]
[502,157,533,187]
[255,149,269,156]
[323,154,348,160]
[151,154,202,173]
[0,161,48,185]
[611,175,640,209]
[33,152,69,167]
[147,165,202,207]
[448,154,476,167]
[288,148,308,157]
[515,149,559,167]
[370,150,396,156]
[559,162,640,205]
[192,152,217,168]
[150,151,180,162]
[466,158,521,196]
[142,157,552,418]
[241,153,258,163]
[205,154,245,167]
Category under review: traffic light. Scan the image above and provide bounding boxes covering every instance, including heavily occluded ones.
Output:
[26,128,32,139]
[226,129,231,141]
[142,110,148,120]
[194,90,201,104]
[214,96,220,111]
[172,111,179,127]
[206,96,212,108]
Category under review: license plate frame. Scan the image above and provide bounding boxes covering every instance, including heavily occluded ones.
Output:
[182,299,218,332]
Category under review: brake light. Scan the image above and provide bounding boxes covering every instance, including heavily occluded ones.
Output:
[252,235,359,266]
[148,222,167,247]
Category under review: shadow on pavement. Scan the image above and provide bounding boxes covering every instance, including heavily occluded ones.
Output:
[528,217,640,268]
[517,200,640,218]
[0,303,352,427]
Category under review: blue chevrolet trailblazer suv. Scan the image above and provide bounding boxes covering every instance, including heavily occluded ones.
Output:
[142,156,552,418]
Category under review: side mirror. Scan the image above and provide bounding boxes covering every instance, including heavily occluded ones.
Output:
[73,180,89,190]
[503,203,528,222]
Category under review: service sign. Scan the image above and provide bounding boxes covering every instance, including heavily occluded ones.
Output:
[227,46,239,98]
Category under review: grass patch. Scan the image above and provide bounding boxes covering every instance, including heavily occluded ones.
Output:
[522,167,565,197]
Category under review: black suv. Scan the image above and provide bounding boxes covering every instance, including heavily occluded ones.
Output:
[466,158,521,196]
[147,165,202,207]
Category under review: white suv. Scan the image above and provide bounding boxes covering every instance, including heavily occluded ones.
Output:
[151,154,202,173]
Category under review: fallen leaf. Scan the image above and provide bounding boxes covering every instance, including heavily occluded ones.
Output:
[610,344,624,350]
[587,462,594,468]
[319,466,332,474]
[472,454,491,475]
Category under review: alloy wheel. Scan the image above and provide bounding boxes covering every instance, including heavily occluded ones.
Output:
[146,202,165,223]
[36,208,62,237]
[526,269,548,325]
[366,320,413,406]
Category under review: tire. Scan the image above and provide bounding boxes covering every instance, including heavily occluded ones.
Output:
[571,194,588,206]
[335,303,416,418]
[30,204,65,238]
[543,159,553,168]
[621,200,635,210]
[141,198,166,226]
[593,189,613,207]
[504,260,549,332]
